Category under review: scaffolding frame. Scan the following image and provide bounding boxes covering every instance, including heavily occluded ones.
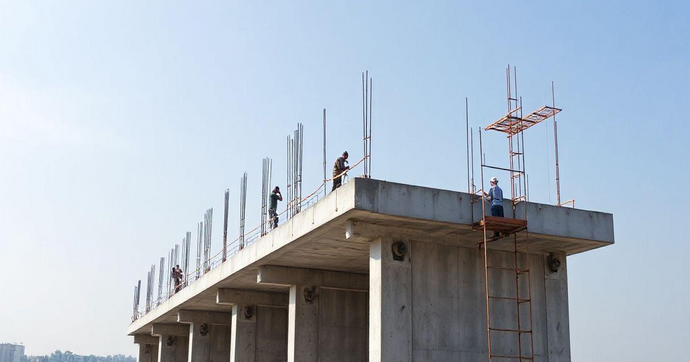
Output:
[470,66,563,361]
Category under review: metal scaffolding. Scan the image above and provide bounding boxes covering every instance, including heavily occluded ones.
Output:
[471,65,564,361]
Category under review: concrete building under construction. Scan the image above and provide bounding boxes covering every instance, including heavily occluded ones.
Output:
[128,69,615,361]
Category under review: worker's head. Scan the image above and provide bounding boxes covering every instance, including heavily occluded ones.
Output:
[342,151,348,159]
[176,264,180,269]
[274,186,280,192]
[490,177,498,185]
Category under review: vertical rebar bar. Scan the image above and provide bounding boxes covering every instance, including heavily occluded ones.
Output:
[157,257,164,305]
[362,72,367,176]
[239,172,247,249]
[223,190,229,261]
[323,109,327,196]
[207,208,213,267]
[471,127,475,194]
[196,222,202,279]
[369,77,373,178]
[465,97,470,193]
[552,81,561,206]
[479,127,491,359]
[184,232,191,285]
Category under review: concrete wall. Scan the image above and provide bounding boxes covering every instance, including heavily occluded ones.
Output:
[288,285,368,362]
[158,335,189,362]
[371,237,571,362]
[317,288,368,361]
[255,306,289,361]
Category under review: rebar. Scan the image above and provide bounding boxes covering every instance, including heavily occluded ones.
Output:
[223,189,229,261]
[552,81,561,206]
[196,222,202,279]
[261,158,273,235]
[239,172,248,249]
[132,281,140,320]
[184,232,191,285]
[323,109,327,197]
[157,257,164,305]
[466,98,470,193]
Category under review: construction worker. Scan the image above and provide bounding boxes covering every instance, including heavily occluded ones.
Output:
[485,177,504,238]
[173,265,182,293]
[175,265,184,293]
[269,186,282,229]
[331,151,350,191]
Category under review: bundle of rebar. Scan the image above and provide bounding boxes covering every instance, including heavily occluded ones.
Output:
[239,173,248,249]
[286,123,304,219]
[261,158,272,235]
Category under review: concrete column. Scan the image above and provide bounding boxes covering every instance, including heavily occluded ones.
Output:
[258,265,368,362]
[545,252,571,362]
[134,335,159,362]
[288,284,319,362]
[369,237,412,362]
[230,304,257,362]
[151,324,189,362]
[217,289,289,362]
[178,310,232,362]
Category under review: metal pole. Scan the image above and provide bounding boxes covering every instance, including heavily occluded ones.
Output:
[157,257,164,305]
[184,232,191,285]
[362,72,367,176]
[465,97,470,193]
[196,222,201,279]
[470,127,475,193]
[323,109,327,196]
[239,173,247,249]
[223,190,229,261]
[369,77,373,178]
[552,81,561,206]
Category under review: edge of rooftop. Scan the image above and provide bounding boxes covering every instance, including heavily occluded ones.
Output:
[128,177,614,334]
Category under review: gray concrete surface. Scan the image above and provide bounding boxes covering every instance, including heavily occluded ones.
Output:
[216,289,288,362]
[134,335,158,362]
[151,324,189,362]
[128,178,614,361]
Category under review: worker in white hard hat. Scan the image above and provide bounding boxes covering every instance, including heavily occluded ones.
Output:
[485,177,504,237]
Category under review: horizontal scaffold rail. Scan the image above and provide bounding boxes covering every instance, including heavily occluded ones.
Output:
[485,105,561,135]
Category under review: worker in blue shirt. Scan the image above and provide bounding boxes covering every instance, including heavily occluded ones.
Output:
[485,177,504,238]
[486,177,504,217]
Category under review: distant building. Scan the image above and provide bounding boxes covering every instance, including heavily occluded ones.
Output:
[0,344,25,362]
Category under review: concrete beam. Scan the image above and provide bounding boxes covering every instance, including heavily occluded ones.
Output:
[346,219,466,244]
[257,265,368,291]
[134,334,159,345]
[151,324,189,337]
[177,310,233,325]
[216,288,288,307]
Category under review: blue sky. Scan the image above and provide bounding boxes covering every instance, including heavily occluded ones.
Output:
[0,1,688,360]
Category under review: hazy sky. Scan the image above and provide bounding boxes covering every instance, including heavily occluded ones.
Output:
[1,1,688,360]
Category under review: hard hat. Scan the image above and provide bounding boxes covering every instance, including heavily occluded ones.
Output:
[490,177,498,183]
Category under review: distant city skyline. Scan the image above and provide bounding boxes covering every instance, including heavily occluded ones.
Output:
[0,343,134,362]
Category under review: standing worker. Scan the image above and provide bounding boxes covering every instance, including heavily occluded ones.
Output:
[269,186,283,229]
[172,265,182,294]
[485,177,504,238]
[331,151,350,191]
[174,265,183,292]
